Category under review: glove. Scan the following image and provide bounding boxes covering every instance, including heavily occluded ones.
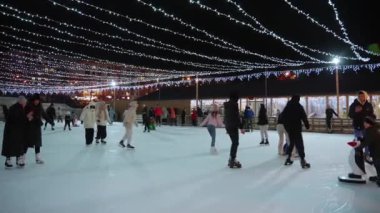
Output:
[305,124,310,130]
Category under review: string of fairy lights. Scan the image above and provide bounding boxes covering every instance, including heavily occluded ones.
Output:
[0,0,379,94]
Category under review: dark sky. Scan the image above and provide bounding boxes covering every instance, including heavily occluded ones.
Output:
[1,0,379,74]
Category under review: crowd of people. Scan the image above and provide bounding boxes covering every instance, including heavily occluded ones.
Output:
[1,90,379,187]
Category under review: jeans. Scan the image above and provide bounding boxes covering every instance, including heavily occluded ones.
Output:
[207,125,216,147]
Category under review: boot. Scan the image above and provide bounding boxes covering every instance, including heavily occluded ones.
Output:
[210,147,218,155]
[17,156,25,167]
[5,158,13,168]
[119,140,126,148]
[228,158,242,168]
[259,140,265,145]
[36,154,44,164]
[95,139,100,144]
[101,140,107,144]
[300,159,310,169]
[284,158,293,166]
[127,144,135,149]
[264,139,269,145]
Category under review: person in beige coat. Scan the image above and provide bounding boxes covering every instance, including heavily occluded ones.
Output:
[80,101,97,145]
[95,102,111,144]
[119,101,138,149]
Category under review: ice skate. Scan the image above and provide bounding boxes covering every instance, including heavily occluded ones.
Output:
[259,140,265,145]
[284,158,293,166]
[16,156,25,167]
[210,147,218,155]
[101,140,107,144]
[5,159,13,168]
[228,158,242,168]
[127,144,135,149]
[264,139,269,145]
[369,176,378,182]
[119,140,126,148]
[35,154,44,164]
[300,159,310,169]
[95,139,100,144]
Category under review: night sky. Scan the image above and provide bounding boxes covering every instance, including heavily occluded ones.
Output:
[0,0,379,89]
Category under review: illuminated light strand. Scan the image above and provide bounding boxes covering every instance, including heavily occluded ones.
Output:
[282,0,379,57]
[0,6,265,68]
[68,0,279,66]
[135,0,311,65]
[0,53,142,82]
[191,0,357,62]
[46,1,286,68]
[1,27,251,71]
[327,0,370,61]
[45,1,261,69]
[0,41,264,82]
[0,40,193,76]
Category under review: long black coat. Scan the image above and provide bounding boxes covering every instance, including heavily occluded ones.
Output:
[257,107,269,125]
[282,101,310,132]
[25,102,50,148]
[1,103,28,157]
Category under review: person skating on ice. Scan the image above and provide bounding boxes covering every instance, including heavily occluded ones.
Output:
[355,117,380,187]
[24,94,53,164]
[63,111,72,131]
[281,95,311,169]
[95,102,111,144]
[200,104,224,155]
[1,96,28,168]
[142,105,150,133]
[44,103,56,131]
[80,101,97,146]
[224,92,245,168]
[325,104,339,133]
[257,104,269,145]
[119,101,138,149]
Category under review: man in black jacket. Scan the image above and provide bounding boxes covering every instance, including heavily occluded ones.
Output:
[282,95,311,169]
[224,92,245,168]
[44,103,56,131]
[348,91,375,162]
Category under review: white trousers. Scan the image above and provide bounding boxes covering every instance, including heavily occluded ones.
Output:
[122,124,133,145]
[259,125,269,140]
[276,124,297,155]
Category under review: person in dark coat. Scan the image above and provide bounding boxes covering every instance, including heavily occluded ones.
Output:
[355,116,380,186]
[24,94,52,164]
[325,105,339,133]
[281,95,311,169]
[44,103,56,131]
[2,104,8,121]
[257,104,269,145]
[224,92,245,168]
[1,96,28,168]
[181,109,186,126]
[142,105,150,133]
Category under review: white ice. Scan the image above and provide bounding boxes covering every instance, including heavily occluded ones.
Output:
[0,122,379,213]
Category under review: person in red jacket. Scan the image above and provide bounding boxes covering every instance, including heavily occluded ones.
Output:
[191,109,198,126]
[154,105,163,127]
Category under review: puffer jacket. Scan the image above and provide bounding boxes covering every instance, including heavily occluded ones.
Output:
[80,103,97,129]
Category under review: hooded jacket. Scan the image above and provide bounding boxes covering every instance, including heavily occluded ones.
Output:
[80,102,97,129]
[282,96,310,132]
[348,99,375,130]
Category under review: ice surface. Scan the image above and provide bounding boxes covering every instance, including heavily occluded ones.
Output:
[0,122,378,213]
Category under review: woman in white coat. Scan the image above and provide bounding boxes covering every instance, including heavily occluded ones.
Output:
[119,101,138,149]
[80,101,97,145]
